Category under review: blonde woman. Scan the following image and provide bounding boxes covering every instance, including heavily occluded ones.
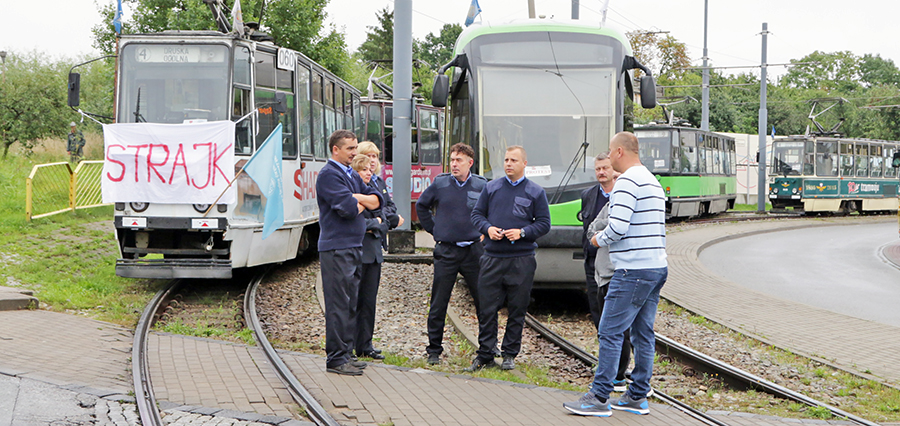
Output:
[357,141,403,228]
[350,154,389,360]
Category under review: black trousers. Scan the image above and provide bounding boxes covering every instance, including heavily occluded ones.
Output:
[427,242,483,355]
[320,248,362,369]
[584,253,602,329]
[354,261,381,355]
[598,282,633,381]
[475,254,536,361]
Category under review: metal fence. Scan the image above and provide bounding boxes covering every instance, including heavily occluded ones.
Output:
[26,161,109,221]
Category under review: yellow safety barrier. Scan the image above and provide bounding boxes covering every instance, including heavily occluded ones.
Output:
[26,161,110,221]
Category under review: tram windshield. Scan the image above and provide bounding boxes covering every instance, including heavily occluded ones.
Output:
[470,32,622,193]
[770,141,812,176]
[118,43,230,124]
[635,130,673,173]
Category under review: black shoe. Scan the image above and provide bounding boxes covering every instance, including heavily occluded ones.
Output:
[351,360,367,369]
[327,363,363,376]
[501,356,515,370]
[427,353,440,365]
[360,350,385,360]
[463,357,497,372]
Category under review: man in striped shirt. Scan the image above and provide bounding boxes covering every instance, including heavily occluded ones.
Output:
[564,131,668,417]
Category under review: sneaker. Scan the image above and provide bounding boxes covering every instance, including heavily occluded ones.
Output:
[427,353,440,365]
[612,379,628,393]
[563,393,611,417]
[326,363,363,376]
[500,356,515,370]
[463,357,497,372]
[611,393,650,415]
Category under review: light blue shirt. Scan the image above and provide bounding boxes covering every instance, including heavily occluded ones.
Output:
[328,159,353,178]
[455,172,472,187]
[505,175,526,186]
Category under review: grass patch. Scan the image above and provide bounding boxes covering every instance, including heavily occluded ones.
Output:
[730,203,772,212]
[0,149,162,326]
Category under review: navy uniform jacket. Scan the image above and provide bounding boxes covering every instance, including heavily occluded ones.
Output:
[361,206,389,263]
[578,184,610,256]
[316,160,383,252]
[370,175,400,229]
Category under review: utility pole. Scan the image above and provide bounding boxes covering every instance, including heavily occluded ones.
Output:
[528,0,536,18]
[571,0,579,19]
[392,0,413,249]
[701,0,709,131]
[757,22,769,213]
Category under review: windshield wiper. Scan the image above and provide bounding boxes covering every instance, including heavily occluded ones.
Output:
[133,87,146,123]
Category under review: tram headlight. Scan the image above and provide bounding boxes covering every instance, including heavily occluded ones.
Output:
[130,202,149,212]
[193,204,211,213]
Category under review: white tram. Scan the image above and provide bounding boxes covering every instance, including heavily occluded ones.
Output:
[108,31,363,279]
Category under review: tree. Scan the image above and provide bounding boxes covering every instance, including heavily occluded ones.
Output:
[627,32,691,81]
[858,54,900,87]
[781,51,861,93]
[0,52,90,158]
[416,23,463,70]
[92,0,352,78]
[357,7,394,66]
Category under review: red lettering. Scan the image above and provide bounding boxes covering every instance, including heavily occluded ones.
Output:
[212,143,233,186]
[147,144,170,183]
[127,144,149,182]
[293,169,303,200]
[293,170,318,200]
[168,144,190,185]
[105,144,126,182]
[191,143,212,189]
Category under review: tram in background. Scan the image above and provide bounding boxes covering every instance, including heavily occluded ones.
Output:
[80,27,365,279]
[768,136,900,214]
[634,126,737,218]
[430,19,657,287]
[360,97,444,221]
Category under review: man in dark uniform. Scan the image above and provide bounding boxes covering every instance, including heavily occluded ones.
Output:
[416,143,487,366]
[67,122,86,163]
[316,130,382,376]
[467,145,551,371]
[578,152,613,329]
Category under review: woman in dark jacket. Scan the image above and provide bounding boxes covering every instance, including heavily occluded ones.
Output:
[350,154,390,360]
[358,141,404,229]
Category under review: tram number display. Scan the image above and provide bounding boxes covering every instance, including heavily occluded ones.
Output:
[133,45,226,63]
[277,49,296,71]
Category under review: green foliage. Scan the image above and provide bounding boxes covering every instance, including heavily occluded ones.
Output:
[806,405,833,419]
[358,7,394,65]
[417,23,463,70]
[93,0,351,79]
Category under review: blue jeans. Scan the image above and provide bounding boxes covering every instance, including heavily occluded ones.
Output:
[590,267,667,400]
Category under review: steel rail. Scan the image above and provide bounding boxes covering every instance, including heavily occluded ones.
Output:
[523,313,730,426]
[243,269,341,426]
[133,279,182,426]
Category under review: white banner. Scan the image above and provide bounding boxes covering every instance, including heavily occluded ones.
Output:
[101,121,236,204]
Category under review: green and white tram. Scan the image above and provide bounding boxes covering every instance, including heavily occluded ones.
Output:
[431,19,656,287]
[768,136,900,214]
[634,126,737,218]
[84,30,365,278]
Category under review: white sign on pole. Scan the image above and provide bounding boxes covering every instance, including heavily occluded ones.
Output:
[101,121,237,204]
[277,48,296,71]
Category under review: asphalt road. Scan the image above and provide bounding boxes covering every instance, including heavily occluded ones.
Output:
[699,221,900,327]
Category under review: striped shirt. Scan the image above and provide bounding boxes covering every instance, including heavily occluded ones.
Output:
[593,164,667,270]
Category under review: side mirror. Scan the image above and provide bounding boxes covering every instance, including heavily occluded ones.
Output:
[432,74,450,108]
[274,92,287,114]
[892,152,900,168]
[640,75,656,109]
[67,72,81,107]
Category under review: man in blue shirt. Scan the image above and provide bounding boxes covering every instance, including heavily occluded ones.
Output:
[468,146,551,371]
[416,143,487,366]
[316,130,382,376]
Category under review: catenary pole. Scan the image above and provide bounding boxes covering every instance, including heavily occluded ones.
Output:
[528,0,536,18]
[701,0,709,130]
[572,0,579,19]
[757,22,769,213]
[393,0,412,230]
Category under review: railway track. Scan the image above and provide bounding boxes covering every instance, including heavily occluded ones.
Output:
[131,270,341,426]
[522,313,879,426]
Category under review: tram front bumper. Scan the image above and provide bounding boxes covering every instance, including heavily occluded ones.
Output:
[116,258,232,279]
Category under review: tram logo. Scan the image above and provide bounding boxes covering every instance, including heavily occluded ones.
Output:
[817,183,826,191]
[848,182,859,194]
[293,169,318,200]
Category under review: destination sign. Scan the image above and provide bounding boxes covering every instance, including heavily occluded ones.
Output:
[132,45,226,63]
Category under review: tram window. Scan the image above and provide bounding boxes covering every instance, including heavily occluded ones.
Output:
[276,68,292,92]
[839,143,853,176]
[885,146,898,178]
[281,93,297,158]
[679,132,698,173]
[698,148,707,173]
[815,141,838,176]
[297,66,312,156]
[855,143,869,177]
[384,107,394,164]
[353,96,363,136]
[312,73,327,158]
[233,88,252,154]
[255,53,276,89]
[233,46,251,86]
[636,131,670,173]
[802,141,815,175]
[420,109,441,164]
[870,144,883,178]
[367,105,383,150]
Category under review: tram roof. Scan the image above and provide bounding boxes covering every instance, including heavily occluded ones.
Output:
[454,19,632,56]
[775,135,900,145]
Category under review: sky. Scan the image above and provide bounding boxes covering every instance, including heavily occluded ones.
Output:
[2,0,899,82]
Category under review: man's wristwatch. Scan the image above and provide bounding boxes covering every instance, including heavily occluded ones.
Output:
[519,229,526,239]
